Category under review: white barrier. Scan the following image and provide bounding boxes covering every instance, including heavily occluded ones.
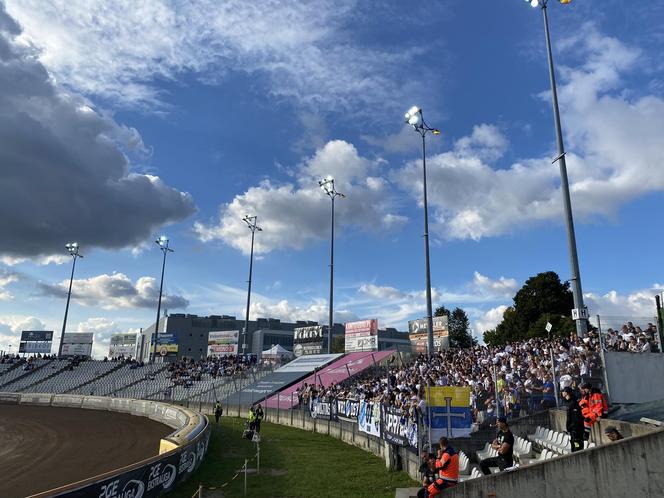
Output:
[52,394,84,408]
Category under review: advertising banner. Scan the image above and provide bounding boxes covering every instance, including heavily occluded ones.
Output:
[156,333,179,357]
[61,333,94,357]
[109,333,137,358]
[336,398,360,421]
[20,331,53,342]
[358,400,381,437]
[380,406,418,447]
[293,325,325,357]
[424,386,472,440]
[408,316,449,352]
[311,399,337,420]
[19,330,53,355]
[207,330,239,356]
[344,319,378,352]
[52,424,210,498]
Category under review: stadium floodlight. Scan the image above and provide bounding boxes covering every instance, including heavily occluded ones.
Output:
[151,236,174,363]
[404,106,441,356]
[241,215,262,355]
[318,176,345,354]
[58,242,84,357]
[523,0,587,337]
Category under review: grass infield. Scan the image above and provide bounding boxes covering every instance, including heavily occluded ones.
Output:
[170,416,418,498]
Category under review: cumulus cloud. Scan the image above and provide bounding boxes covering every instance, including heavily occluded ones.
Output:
[0,269,19,300]
[5,0,424,114]
[249,299,358,326]
[0,5,196,259]
[584,285,663,326]
[39,272,189,310]
[0,315,47,350]
[195,140,404,254]
[471,272,519,299]
[473,305,509,335]
[394,26,664,240]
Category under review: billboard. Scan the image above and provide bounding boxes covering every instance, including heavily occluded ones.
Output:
[345,319,378,353]
[109,333,137,358]
[61,332,93,357]
[19,330,53,354]
[408,316,449,352]
[207,330,239,356]
[156,333,179,357]
[293,325,325,357]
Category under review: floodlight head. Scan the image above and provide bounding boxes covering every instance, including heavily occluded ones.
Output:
[156,235,168,247]
[530,0,540,7]
[404,106,422,127]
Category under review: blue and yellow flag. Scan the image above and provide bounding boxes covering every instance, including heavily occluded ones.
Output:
[424,386,472,439]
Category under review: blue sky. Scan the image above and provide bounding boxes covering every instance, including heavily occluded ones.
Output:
[1,0,663,357]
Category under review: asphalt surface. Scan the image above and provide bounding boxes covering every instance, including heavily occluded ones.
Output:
[0,404,172,498]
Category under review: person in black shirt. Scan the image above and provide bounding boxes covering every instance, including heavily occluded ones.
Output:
[417,454,438,498]
[562,387,584,452]
[254,403,264,433]
[480,416,514,475]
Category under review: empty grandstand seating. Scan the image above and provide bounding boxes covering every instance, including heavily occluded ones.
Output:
[528,425,596,456]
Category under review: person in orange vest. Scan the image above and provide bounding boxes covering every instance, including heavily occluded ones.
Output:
[427,437,459,496]
[590,387,609,420]
[579,383,597,441]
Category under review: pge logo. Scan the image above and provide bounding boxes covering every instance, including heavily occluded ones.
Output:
[179,451,196,474]
[146,463,177,491]
[98,479,144,498]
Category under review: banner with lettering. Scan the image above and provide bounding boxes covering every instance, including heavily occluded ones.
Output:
[336,398,360,421]
[358,400,381,437]
[380,406,418,447]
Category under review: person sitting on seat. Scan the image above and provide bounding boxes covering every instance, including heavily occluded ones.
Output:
[427,437,459,496]
[480,416,514,475]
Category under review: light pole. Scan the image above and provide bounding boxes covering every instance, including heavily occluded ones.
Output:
[151,236,173,363]
[242,215,262,356]
[319,176,345,354]
[525,0,587,337]
[404,106,440,356]
[58,242,83,357]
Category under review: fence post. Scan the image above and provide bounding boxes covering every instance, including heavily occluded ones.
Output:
[291,392,294,425]
[197,484,203,498]
[244,459,248,496]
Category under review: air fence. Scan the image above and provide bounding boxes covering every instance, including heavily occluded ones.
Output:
[0,392,211,498]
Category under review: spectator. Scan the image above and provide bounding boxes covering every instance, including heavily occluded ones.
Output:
[214,400,223,423]
[428,437,459,496]
[480,417,514,475]
[417,454,438,498]
[562,387,584,452]
[604,426,624,442]
[254,403,264,433]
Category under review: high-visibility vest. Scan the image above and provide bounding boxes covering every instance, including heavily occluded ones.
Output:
[579,395,596,428]
[437,447,459,482]
[590,391,605,419]
[248,410,256,422]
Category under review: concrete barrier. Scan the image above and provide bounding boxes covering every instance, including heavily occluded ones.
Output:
[19,393,53,405]
[52,394,84,408]
[442,428,664,498]
[0,392,20,403]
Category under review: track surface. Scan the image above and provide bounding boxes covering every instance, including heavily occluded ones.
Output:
[0,404,172,498]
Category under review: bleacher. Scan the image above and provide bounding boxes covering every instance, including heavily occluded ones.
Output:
[0,359,56,390]
[23,359,121,394]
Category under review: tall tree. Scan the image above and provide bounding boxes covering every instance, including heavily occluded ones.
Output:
[482,271,574,345]
[449,307,476,349]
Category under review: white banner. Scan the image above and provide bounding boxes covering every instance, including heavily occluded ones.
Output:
[208,330,239,356]
[345,334,378,353]
[358,400,381,437]
[61,342,93,357]
[63,332,94,344]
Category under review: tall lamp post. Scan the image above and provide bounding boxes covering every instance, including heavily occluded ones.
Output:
[151,236,173,363]
[319,176,345,354]
[404,106,440,356]
[242,215,262,355]
[59,242,83,357]
[525,0,587,337]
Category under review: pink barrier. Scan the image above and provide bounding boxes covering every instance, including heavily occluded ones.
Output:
[263,350,395,409]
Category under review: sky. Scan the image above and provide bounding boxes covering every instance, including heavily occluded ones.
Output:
[0,0,663,358]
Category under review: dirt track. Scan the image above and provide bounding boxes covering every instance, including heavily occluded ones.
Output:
[0,404,172,498]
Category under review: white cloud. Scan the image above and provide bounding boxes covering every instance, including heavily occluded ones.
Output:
[472,272,519,299]
[473,305,508,335]
[1,255,70,266]
[0,315,47,351]
[585,285,663,327]
[195,140,404,254]
[0,270,18,301]
[249,299,357,326]
[5,0,423,114]
[394,26,664,240]
[39,272,189,310]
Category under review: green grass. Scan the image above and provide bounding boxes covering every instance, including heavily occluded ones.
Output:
[170,416,418,498]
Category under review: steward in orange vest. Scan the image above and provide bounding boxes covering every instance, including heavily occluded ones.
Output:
[427,437,459,496]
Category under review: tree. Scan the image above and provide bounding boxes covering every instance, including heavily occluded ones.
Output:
[482,271,574,345]
[331,334,345,354]
[435,305,476,349]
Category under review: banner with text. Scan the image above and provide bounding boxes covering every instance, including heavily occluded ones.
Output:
[61,332,93,357]
[380,406,418,448]
[336,398,360,422]
[19,330,53,354]
[156,333,179,357]
[208,330,239,356]
[408,316,449,352]
[344,319,378,353]
[358,400,381,437]
[293,325,325,357]
[109,333,137,358]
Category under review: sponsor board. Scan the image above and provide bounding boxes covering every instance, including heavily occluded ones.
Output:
[109,334,137,358]
[21,330,53,342]
[208,330,239,356]
[380,406,418,447]
[335,398,360,421]
[345,334,378,353]
[345,319,378,353]
[293,326,325,357]
[63,332,94,344]
[344,319,378,337]
[358,400,381,437]
[53,425,210,498]
[61,342,92,357]
[19,341,52,354]
[156,333,178,356]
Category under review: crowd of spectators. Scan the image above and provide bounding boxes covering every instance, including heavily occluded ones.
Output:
[165,355,258,388]
[602,322,660,352]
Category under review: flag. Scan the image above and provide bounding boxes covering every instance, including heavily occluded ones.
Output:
[424,386,472,441]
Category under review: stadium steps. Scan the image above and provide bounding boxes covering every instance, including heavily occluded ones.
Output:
[108,364,170,397]
[0,359,54,389]
[0,361,23,383]
[19,362,75,392]
[64,361,126,394]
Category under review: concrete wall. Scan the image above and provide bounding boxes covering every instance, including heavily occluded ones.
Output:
[604,351,664,403]
[442,427,664,498]
[548,408,658,444]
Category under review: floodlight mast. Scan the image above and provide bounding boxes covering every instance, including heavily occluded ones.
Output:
[58,243,83,357]
[404,107,440,357]
[151,236,173,363]
[242,215,262,355]
[319,177,345,354]
[524,0,588,337]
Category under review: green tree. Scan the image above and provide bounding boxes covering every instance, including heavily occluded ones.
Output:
[331,334,345,354]
[435,306,476,349]
[482,271,574,345]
